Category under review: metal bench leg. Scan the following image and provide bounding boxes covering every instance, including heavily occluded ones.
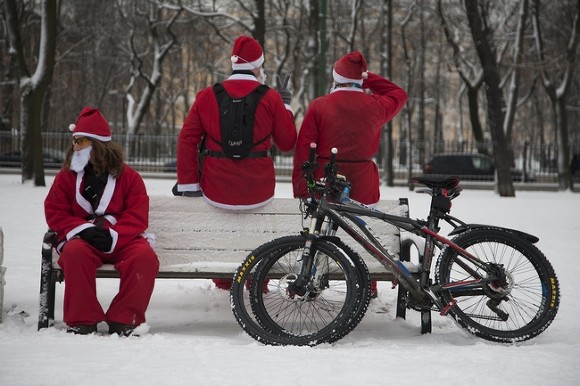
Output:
[395,238,413,320]
[39,231,57,330]
[38,243,53,330]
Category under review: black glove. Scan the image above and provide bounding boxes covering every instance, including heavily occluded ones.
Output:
[276,74,292,105]
[79,227,113,252]
[172,182,202,197]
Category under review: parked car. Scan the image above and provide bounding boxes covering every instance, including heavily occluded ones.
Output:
[163,160,177,173]
[0,148,66,169]
[422,153,530,182]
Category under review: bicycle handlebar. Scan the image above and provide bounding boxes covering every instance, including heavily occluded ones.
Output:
[300,146,349,202]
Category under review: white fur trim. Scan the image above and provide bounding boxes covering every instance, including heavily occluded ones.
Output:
[73,131,112,142]
[332,68,363,85]
[177,183,200,192]
[203,195,273,210]
[66,223,94,241]
[75,171,94,214]
[142,231,156,249]
[95,175,115,216]
[330,87,364,94]
[227,74,259,81]
[106,228,117,254]
[231,53,264,70]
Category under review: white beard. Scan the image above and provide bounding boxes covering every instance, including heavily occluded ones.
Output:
[70,145,93,173]
[257,67,267,84]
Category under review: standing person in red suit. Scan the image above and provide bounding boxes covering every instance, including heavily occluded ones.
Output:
[176,35,297,290]
[45,107,159,336]
[291,51,408,298]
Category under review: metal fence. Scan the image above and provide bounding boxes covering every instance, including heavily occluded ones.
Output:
[1,130,577,184]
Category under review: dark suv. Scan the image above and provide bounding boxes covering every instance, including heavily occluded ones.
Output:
[423,153,527,181]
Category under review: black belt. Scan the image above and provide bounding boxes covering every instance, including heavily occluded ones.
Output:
[318,156,371,163]
[202,149,270,159]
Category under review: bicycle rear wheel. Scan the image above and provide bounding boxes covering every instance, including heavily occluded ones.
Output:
[436,228,559,343]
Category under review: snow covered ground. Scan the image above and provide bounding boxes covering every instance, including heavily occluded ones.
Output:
[0,173,578,386]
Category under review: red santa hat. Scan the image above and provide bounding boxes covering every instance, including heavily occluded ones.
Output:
[230,35,264,70]
[68,107,112,142]
[332,51,368,85]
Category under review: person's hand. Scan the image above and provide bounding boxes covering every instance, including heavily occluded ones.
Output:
[172,182,202,197]
[79,227,113,252]
[276,74,292,105]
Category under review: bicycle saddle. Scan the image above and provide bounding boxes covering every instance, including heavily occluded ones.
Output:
[409,176,461,190]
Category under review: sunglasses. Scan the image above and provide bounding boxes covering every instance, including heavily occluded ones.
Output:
[72,137,91,145]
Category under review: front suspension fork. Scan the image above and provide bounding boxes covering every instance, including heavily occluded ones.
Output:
[290,210,325,295]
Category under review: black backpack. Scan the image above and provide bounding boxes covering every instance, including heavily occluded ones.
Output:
[207,83,270,159]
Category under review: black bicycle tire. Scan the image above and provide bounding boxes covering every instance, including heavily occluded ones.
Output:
[230,238,296,345]
[249,237,371,341]
[249,237,363,345]
[436,228,560,343]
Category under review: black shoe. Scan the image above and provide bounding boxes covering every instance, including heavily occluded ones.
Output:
[66,324,98,335]
[108,322,137,337]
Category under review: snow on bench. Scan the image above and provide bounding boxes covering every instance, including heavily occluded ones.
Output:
[38,196,409,329]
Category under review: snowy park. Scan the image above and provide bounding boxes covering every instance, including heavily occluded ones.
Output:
[0,174,578,385]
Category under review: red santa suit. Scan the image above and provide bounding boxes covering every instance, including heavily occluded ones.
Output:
[177,73,297,209]
[292,71,408,205]
[45,165,159,327]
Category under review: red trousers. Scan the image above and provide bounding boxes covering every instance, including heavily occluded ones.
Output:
[57,238,159,326]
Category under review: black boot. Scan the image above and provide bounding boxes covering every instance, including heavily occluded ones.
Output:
[66,324,98,335]
[108,322,137,337]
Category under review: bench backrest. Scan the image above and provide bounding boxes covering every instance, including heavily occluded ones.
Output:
[148,196,407,273]
[50,196,408,275]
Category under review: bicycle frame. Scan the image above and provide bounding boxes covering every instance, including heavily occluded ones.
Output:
[297,147,512,314]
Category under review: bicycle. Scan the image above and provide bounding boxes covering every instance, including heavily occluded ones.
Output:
[230,144,560,346]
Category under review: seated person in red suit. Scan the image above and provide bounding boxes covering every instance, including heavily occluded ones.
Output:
[292,51,408,298]
[45,107,159,335]
[175,35,297,290]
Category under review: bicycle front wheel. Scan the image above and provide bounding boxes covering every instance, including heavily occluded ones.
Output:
[436,228,560,343]
[251,237,365,346]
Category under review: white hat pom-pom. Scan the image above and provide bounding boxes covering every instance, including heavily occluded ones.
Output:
[68,123,76,132]
[231,55,239,63]
[362,71,368,79]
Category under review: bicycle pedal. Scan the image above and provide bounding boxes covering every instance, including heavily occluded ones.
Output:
[439,299,457,315]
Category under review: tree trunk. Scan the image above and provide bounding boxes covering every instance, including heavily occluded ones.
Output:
[5,0,58,186]
[555,98,572,190]
[381,0,394,186]
[466,86,487,154]
[532,0,579,191]
[464,0,515,197]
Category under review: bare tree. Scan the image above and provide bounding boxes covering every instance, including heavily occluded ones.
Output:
[380,0,395,186]
[4,0,57,186]
[532,0,580,191]
[117,1,181,156]
[400,2,416,188]
[437,0,486,153]
[464,0,515,196]
[503,0,529,141]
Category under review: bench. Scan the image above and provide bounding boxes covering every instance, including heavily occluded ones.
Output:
[38,196,412,330]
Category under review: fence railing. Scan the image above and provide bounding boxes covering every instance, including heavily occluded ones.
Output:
[1,131,577,184]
